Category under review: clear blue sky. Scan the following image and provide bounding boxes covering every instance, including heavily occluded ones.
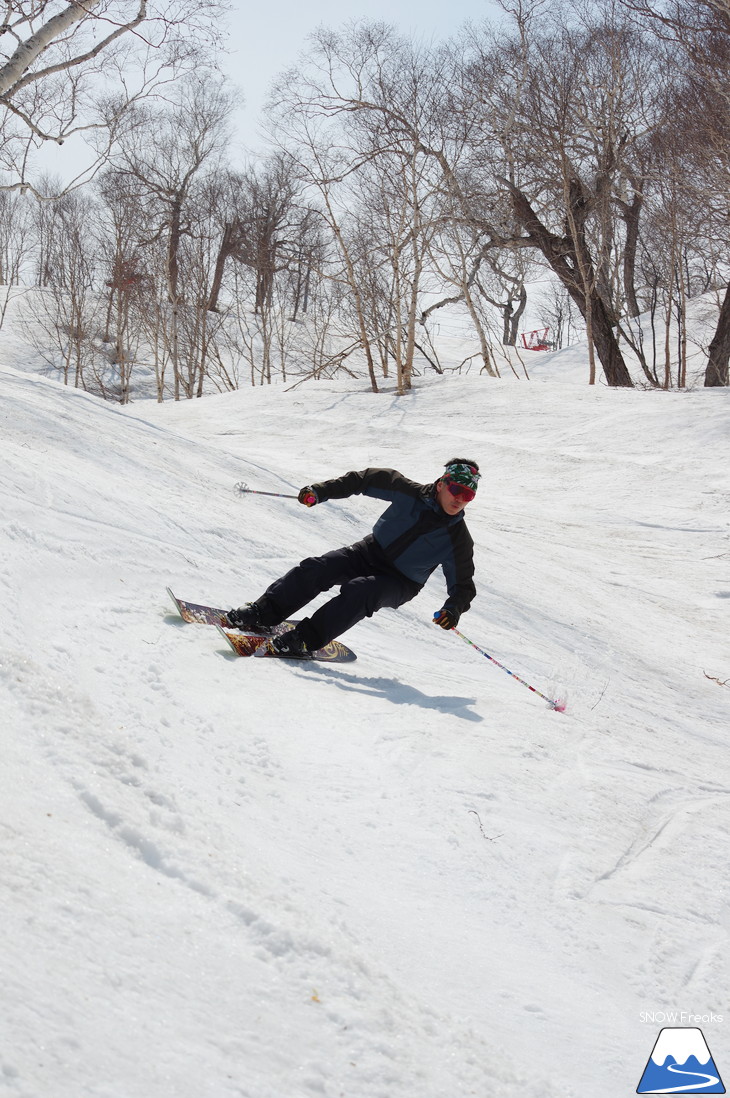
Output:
[221,0,501,158]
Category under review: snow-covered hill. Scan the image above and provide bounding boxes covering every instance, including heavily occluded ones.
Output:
[2,361,729,1098]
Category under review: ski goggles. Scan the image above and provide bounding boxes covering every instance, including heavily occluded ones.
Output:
[444,477,476,503]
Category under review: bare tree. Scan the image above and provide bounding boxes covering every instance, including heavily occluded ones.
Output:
[0,0,224,195]
[95,171,149,401]
[540,280,581,348]
[267,68,383,391]
[206,155,321,330]
[110,73,234,398]
[351,142,442,393]
[618,0,730,384]
[268,23,461,394]
[475,251,534,347]
[424,223,501,376]
[455,1,674,386]
[27,189,103,390]
[0,183,35,326]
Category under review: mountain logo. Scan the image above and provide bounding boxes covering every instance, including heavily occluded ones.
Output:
[637,1027,725,1093]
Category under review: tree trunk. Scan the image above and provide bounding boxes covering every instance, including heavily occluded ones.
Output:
[622,190,644,319]
[167,194,183,399]
[705,282,730,386]
[508,285,527,345]
[0,0,102,96]
[207,220,237,312]
[507,183,633,387]
[168,194,182,305]
[401,250,424,393]
[302,259,312,315]
[464,283,497,376]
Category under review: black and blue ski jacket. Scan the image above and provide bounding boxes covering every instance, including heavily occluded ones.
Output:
[310,467,476,618]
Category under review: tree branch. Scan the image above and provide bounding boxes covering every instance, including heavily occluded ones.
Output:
[1,2,148,100]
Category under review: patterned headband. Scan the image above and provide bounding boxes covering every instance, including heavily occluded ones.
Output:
[443,462,480,492]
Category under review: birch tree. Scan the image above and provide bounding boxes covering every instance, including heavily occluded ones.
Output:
[618,0,730,385]
[110,74,233,398]
[0,0,224,194]
[268,24,463,394]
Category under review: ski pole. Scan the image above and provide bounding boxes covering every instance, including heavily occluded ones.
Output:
[235,481,299,500]
[436,618,566,712]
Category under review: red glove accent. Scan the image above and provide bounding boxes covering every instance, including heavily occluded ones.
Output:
[433,608,457,630]
[298,486,319,507]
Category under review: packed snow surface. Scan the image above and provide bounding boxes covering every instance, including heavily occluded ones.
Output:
[2,359,729,1098]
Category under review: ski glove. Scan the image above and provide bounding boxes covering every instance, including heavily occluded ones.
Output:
[433,607,459,630]
[298,486,319,507]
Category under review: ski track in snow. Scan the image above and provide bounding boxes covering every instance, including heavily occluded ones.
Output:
[1,358,729,1098]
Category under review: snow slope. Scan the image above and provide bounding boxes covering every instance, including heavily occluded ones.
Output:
[2,362,729,1098]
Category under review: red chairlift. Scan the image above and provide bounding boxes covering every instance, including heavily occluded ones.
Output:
[520,328,552,351]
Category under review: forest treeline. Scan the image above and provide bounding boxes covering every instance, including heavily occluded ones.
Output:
[0,0,727,399]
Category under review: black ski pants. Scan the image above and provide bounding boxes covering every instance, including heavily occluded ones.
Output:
[262,535,422,649]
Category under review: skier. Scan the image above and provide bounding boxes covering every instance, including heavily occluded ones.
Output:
[226,459,480,658]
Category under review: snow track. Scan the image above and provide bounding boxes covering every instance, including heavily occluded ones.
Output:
[2,363,729,1096]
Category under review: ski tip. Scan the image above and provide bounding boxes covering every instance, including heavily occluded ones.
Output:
[166,587,182,613]
[216,624,238,654]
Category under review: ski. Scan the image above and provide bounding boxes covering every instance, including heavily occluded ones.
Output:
[167,587,229,626]
[168,589,357,662]
[167,588,296,631]
[216,626,357,663]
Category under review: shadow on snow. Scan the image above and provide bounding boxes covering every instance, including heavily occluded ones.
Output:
[289,663,484,723]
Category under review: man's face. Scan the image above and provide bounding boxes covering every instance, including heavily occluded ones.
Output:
[435,479,473,515]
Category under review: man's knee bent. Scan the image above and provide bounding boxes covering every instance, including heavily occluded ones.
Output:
[340,574,415,618]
